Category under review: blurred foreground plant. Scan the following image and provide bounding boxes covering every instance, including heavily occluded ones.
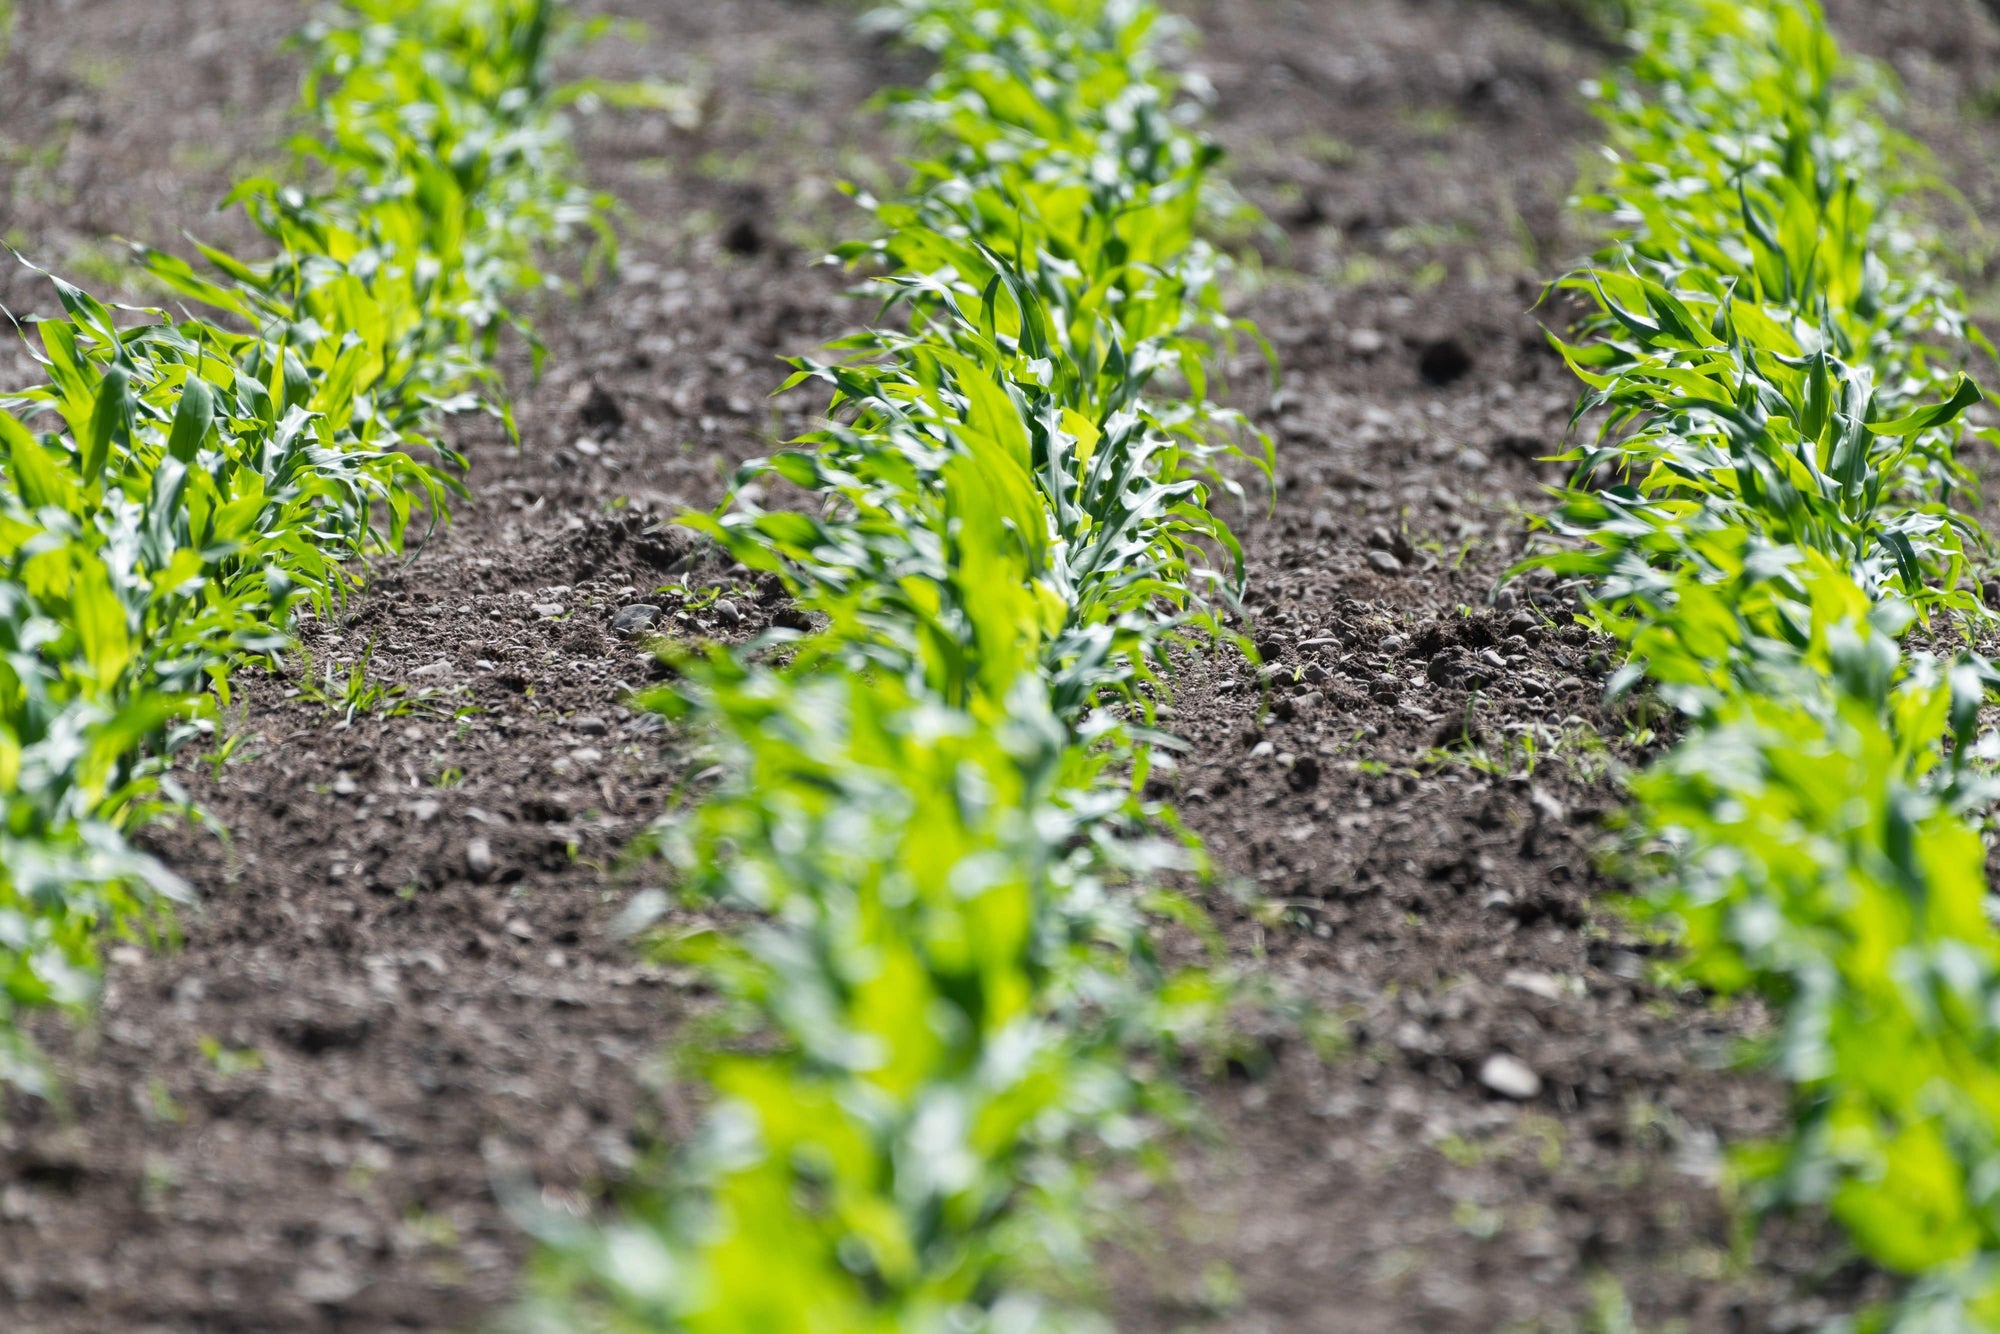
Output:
[1538,0,2000,1322]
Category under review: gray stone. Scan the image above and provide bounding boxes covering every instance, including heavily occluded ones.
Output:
[297,1268,364,1306]
[1365,550,1403,575]
[466,836,494,882]
[1478,1053,1542,1101]
[1288,690,1323,715]
[612,604,660,636]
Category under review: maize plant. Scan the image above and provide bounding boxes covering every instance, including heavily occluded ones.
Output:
[696,0,1269,724]
[1539,0,2000,1323]
[0,0,604,1092]
[518,1,1266,1328]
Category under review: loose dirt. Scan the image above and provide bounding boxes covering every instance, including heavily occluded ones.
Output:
[5,1,2000,1331]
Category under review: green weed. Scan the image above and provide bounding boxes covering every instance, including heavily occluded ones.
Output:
[295,645,452,725]
[198,1035,263,1077]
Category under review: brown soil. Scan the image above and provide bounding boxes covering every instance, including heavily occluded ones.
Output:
[4,1,2000,1331]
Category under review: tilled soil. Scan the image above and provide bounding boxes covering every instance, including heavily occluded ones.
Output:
[5,1,2000,1331]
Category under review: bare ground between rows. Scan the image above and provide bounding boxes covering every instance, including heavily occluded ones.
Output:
[5,1,2000,1331]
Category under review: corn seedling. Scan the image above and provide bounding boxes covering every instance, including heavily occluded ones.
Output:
[1536,1,2000,1323]
[0,0,604,1090]
[518,1,1270,1328]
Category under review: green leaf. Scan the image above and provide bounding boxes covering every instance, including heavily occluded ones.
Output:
[82,363,132,487]
[0,411,75,513]
[165,375,214,465]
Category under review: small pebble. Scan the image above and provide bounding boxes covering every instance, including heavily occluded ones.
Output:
[533,603,566,618]
[1504,970,1564,1002]
[713,598,741,628]
[466,836,494,881]
[1604,951,1647,981]
[1366,550,1403,575]
[1478,1053,1542,1101]
[297,1269,364,1305]
[613,604,660,636]
[1274,690,1322,722]
[573,716,608,737]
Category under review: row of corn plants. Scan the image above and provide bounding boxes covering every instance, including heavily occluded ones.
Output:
[1543,0,2000,1323]
[0,0,603,1092]
[518,0,1272,1328]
